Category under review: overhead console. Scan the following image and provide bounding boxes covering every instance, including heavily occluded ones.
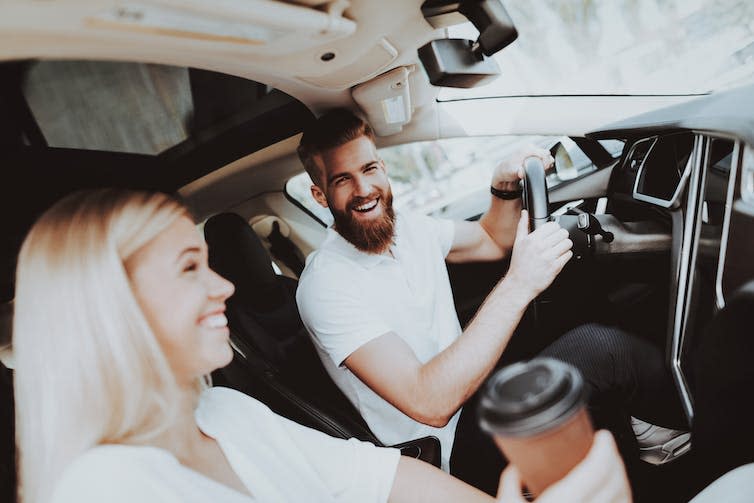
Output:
[630,132,695,208]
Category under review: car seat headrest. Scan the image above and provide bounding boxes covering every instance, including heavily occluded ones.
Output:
[251,215,291,239]
[203,213,286,312]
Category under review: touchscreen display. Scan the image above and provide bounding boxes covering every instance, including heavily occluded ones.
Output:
[634,133,695,206]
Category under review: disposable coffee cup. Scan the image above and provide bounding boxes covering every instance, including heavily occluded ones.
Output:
[478,357,594,496]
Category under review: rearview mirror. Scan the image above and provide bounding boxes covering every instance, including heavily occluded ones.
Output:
[419,0,517,88]
[418,39,500,88]
[457,0,518,56]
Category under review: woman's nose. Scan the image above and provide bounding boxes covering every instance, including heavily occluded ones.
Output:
[209,270,235,300]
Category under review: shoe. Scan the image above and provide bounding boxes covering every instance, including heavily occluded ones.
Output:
[631,416,691,465]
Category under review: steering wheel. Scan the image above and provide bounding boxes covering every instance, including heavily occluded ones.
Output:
[521,157,599,255]
[522,156,551,231]
[520,156,554,332]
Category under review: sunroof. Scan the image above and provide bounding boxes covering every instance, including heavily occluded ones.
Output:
[23,60,192,155]
[20,60,278,156]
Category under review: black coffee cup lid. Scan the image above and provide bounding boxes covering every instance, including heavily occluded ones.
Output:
[478,357,587,437]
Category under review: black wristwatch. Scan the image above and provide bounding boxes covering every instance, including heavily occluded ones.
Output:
[490,184,523,200]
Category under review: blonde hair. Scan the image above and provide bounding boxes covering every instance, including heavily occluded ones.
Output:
[13,189,193,503]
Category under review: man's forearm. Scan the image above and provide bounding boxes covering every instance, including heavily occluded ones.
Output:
[416,275,532,425]
[479,193,521,257]
[480,145,553,258]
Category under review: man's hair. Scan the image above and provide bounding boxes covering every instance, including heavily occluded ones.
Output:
[297,108,375,187]
[13,188,196,503]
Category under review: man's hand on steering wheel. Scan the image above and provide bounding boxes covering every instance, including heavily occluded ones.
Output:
[505,210,573,300]
[492,145,554,190]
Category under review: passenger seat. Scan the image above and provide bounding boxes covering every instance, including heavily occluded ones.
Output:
[203,213,355,411]
[1,300,16,502]
[0,360,14,503]
[690,279,754,492]
[203,213,440,466]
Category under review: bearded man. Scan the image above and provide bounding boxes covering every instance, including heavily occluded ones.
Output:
[294,109,687,496]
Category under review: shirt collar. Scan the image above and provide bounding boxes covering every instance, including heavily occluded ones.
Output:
[322,213,403,269]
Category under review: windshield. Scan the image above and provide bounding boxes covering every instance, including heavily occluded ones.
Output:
[440,0,754,100]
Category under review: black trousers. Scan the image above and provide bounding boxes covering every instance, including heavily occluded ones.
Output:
[449,323,687,496]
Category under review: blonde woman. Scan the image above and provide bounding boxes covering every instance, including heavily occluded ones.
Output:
[12,188,629,503]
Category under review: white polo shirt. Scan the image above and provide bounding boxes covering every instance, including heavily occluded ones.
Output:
[296,211,462,471]
[52,387,400,502]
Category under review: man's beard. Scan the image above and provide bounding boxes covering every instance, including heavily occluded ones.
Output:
[332,189,395,254]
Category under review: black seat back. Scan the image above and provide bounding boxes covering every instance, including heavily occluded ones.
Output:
[1,361,15,503]
[203,213,374,434]
[690,280,754,488]
[204,213,300,363]
[203,213,441,467]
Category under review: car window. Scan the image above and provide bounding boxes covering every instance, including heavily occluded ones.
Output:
[18,60,285,155]
[285,135,605,225]
[22,61,191,155]
[599,139,625,158]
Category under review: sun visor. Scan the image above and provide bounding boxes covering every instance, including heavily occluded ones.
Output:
[352,66,413,136]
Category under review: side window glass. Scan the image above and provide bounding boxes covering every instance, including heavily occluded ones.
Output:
[285,174,335,226]
[599,139,625,158]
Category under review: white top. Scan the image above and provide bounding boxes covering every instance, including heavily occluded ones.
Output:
[52,387,400,502]
[297,212,462,471]
[690,463,754,503]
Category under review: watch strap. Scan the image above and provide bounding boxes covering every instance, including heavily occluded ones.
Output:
[490,185,523,200]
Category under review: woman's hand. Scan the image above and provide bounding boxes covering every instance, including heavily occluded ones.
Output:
[496,430,632,503]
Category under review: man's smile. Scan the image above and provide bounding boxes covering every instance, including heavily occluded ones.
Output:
[351,197,381,214]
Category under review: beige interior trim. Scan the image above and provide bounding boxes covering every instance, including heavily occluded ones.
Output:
[180,135,303,202]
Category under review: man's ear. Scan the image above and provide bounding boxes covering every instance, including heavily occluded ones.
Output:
[311,184,329,208]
